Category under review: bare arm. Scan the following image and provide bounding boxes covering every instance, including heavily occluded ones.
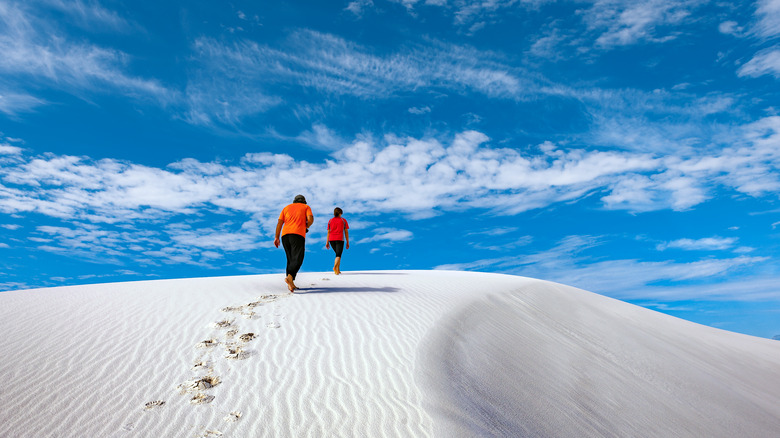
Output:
[307,214,314,228]
[345,229,350,249]
[274,219,283,248]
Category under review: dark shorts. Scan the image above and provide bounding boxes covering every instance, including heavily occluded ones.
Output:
[329,240,344,257]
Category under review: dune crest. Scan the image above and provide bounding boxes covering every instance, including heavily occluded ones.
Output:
[418,280,780,437]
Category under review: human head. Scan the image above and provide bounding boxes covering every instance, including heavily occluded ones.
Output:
[333,207,343,217]
[293,194,307,204]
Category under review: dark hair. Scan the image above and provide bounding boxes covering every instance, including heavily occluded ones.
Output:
[293,194,307,204]
[333,207,343,217]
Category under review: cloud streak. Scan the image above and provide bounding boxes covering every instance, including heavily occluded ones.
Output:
[0,1,173,114]
[184,31,532,127]
[656,237,738,251]
[435,235,773,301]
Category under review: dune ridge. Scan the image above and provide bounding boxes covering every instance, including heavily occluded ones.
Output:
[418,279,780,437]
[1,271,779,437]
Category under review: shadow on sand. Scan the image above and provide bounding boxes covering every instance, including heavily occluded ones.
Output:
[336,272,408,276]
[294,286,400,294]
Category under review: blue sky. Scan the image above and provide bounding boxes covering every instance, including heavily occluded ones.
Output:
[2,0,780,338]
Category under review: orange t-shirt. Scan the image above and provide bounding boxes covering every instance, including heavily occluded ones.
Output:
[279,203,312,237]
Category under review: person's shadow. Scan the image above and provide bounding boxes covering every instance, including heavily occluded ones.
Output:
[293,286,400,294]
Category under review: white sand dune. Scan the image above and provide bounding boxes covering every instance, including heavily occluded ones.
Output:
[1,271,779,437]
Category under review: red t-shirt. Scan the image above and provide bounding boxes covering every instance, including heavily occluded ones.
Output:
[327,217,349,241]
[279,203,313,237]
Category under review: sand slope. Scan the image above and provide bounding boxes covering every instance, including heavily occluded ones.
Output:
[1,271,778,437]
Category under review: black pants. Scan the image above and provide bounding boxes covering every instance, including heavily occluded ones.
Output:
[329,240,344,258]
[282,234,306,280]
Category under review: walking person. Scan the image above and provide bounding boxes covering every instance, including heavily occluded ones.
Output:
[325,207,349,275]
[274,194,314,292]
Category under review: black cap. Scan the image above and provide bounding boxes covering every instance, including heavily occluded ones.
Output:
[293,194,307,204]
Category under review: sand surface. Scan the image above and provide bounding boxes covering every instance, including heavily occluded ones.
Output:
[1,271,779,437]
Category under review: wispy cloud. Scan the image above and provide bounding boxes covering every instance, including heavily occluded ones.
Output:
[408,106,431,115]
[753,0,780,39]
[0,1,173,113]
[583,0,705,48]
[37,0,134,31]
[656,237,737,251]
[184,31,532,127]
[738,48,780,78]
[384,0,706,48]
[356,228,414,245]
[737,0,780,79]
[345,0,375,18]
[0,143,23,155]
[375,0,553,28]
[0,87,46,116]
[436,234,772,301]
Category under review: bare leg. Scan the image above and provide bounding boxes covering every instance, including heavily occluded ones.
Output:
[285,274,296,292]
[334,257,341,275]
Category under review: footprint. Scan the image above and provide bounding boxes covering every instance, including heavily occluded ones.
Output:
[180,375,221,393]
[221,306,244,313]
[196,339,219,348]
[266,321,280,329]
[190,394,215,405]
[224,411,242,422]
[211,319,234,329]
[225,345,249,360]
[192,360,210,370]
[238,333,255,342]
[226,329,238,338]
[144,400,165,410]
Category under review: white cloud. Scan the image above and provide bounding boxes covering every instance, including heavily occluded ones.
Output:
[345,0,375,17]
[184,31,530,127]
[656,237,737,251]
[381,0,553,27]
[467,226,520,237]
[293,124,348,150]
[436,235,772,301]
[583,0,704,48]
[356,228,414,244]
[0,143,23,155]
[2,115,779,264]
[738,48,780,78]
[2,117,779,225]
[0,1,173,108]
[408,106,431,114]
[37,0,133,31]
[719,20,744,36]
[754,0,780,39]
[0,88,46,115]
[167,221,265,252]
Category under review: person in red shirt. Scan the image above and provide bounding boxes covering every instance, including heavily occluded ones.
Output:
[325,207,349,275]
[274,194,314,292]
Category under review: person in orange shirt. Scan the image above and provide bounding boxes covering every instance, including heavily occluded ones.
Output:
[274,194,314,292]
